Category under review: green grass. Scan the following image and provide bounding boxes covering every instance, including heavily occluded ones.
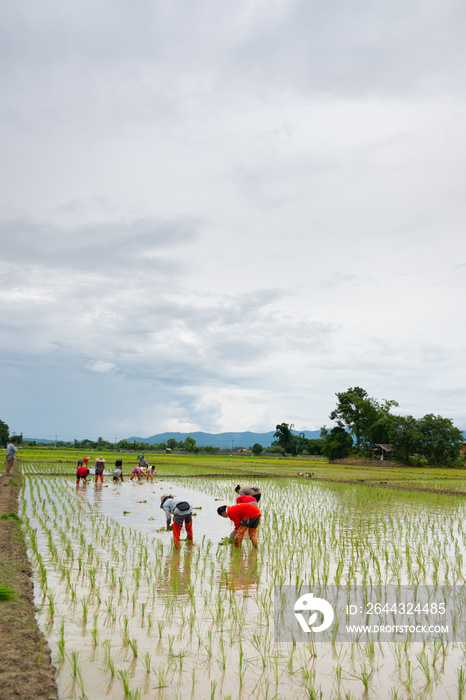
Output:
[0,583,16,601]
[0,512,22,522]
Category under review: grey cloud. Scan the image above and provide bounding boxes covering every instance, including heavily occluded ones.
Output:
[0,217,198,271]
[1,0,464,133]
[228,0,466,97]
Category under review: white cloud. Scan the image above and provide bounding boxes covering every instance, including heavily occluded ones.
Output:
[84,361,118,374]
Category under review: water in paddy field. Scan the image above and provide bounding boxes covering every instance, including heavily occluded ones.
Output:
[19,474,466,699]
[75,478,226,538]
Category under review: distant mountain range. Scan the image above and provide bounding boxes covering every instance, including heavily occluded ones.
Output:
[126,430,322,449]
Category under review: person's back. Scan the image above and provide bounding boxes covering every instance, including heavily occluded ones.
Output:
[227,502,261,528]
[113,467,123,481]
[5,440,18,475]
[76,466,89,484]
[6,441,17,460]
[130,464,142,480]
[236,484,261,502]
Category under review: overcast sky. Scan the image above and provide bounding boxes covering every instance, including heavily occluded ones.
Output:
[1,0,466,441]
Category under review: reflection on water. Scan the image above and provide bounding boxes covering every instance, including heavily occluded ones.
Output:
[159,548,193,597]
[93,482,103,510]
[223,548,259,594]
[74,478,231,539]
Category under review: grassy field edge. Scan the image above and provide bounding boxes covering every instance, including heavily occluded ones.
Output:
[0,467,58,700]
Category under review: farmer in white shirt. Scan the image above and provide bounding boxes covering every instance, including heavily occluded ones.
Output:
[160,495,194,549]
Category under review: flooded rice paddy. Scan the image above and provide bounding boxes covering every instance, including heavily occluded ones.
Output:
[19,470,466,699]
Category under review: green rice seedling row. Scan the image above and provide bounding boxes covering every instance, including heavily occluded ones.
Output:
[17,453,466,699]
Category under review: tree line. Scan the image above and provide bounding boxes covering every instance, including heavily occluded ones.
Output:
[271,387,464,465]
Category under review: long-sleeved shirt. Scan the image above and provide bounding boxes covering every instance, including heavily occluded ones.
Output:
[237,485,261,496]
[161,497,193,525]
[226,502,261,529]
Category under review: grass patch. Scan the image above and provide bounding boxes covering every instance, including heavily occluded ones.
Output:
[3,478,20,488]
[0,583,16,600]
[0,512,22,522]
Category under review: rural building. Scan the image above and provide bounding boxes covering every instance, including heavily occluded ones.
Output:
[372,443,394,461]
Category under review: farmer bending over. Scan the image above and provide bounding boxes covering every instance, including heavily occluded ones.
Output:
[235,484,261,502]
[76,465,90,485]
[113,466,124,482]
[217,501,261,548]
[130,463,142,481]
[160,495,193,549]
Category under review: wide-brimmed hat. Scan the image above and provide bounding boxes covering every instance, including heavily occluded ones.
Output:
[96,457,105,462]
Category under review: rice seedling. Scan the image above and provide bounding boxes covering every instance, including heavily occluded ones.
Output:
[18,467,466,700]
[458,667,466,700]
[118,669,131,696]
[153,664,171,689]
[129,637,138,658]
[69,650,80,679]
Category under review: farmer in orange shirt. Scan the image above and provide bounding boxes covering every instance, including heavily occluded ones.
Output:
[217,501,261,548]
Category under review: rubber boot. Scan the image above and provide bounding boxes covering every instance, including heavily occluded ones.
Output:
[99,474,104,483]
[76,478,80,485]
[172,522,182,549]
[185,519,193,543]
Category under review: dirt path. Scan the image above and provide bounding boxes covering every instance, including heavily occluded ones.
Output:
[0,468,58,700]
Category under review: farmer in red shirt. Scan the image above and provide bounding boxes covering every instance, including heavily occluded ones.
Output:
[217,501,261,548]
[76,465,89,485]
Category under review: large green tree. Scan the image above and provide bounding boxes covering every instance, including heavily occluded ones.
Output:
[388,415,422,462]
[320,426,353,462]
[330,387,398,452]
[417,414,464,465]
[0,419,9,446]
[273,423,296,454]
[183,436,198,453]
